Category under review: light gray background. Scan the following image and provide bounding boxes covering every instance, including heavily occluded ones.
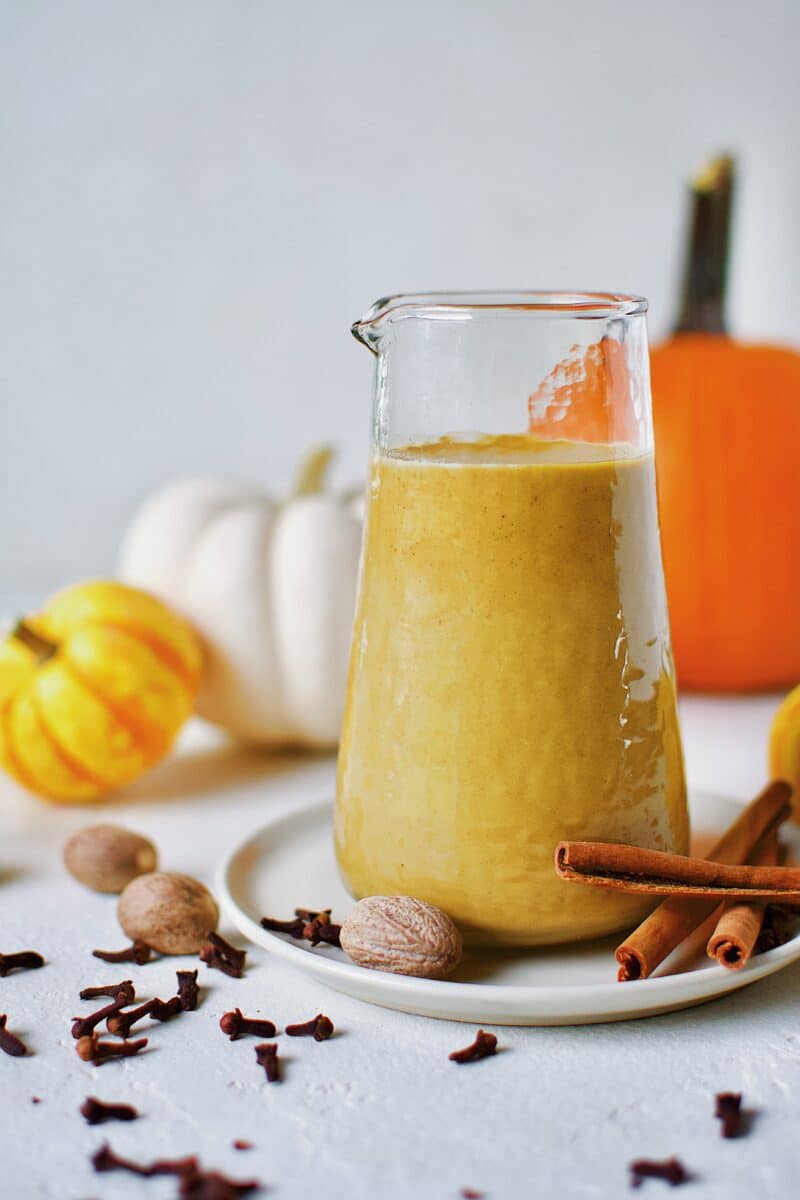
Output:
[2,0,799,591]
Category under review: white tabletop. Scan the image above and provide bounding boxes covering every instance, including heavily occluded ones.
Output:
[0,694,795,1199]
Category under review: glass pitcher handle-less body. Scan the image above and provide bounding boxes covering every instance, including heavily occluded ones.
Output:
[335,293,688,947]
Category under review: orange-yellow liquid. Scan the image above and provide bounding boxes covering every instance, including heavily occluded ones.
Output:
[335,436,688,945]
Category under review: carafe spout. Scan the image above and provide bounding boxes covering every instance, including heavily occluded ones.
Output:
[351,296,393,353]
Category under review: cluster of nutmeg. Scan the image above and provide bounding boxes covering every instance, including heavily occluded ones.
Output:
[63,823,221,955]
[65,821,467,981]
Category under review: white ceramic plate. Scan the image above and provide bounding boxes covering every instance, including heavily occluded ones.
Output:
[217,792,800,1026]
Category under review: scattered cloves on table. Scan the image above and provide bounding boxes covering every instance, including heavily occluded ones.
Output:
[0,1014,28,1057]
[254,1042,280,1083]
[76,1034,148,1065]
[93,941,154,965]
[629,1157,690,1188]
[449,1030,498,1064]
[81,1096,139,1125]
[177,969,200,1011]
[72,996,130,1040]
[92,1144,261,1197]
[715,1092,743,1138]
[220,1009,277,1041]
[0,950,45,977]
[285,1013,334,1041]
[80,980,135,1004]
[199,932,247,979]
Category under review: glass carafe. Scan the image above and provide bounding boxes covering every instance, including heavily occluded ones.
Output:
[335,292,688,947]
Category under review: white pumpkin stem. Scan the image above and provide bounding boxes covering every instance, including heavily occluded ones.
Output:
[292,445,335,496]
[12,619,59,664]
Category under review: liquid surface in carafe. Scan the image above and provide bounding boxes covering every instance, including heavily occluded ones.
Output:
[335,433,688,945]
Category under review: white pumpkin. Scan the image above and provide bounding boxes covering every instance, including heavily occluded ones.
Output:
[118,448,362,747]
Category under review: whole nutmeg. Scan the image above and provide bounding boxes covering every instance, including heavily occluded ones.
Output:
[63,824,158,894]
[118,872,219,955]
[340,895,462,979]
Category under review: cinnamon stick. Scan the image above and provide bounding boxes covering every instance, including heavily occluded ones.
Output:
[707,832,779,969]
[613,780,792,981]
[555,842,800,900]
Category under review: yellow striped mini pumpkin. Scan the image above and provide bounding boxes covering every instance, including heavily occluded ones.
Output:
[0,581,201,802]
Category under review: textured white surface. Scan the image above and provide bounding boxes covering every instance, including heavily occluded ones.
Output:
[0,696,797,1199]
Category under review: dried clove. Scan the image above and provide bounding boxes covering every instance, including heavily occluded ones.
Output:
[220,1009,277,1041]
[233,1141,252,1151]
[93,941,154,965]
[461,1190,485,1199]
[180,1169,261,1198]
[151,995,183,1022]
[295,907,332,923]
[449,1030,498,1064]
[72,995,130,1040]
[199,931,247,979]
[92,1142,198,1178]
[630,1157,690,1188]
[177,969,200,1011]
[260,908,341,947]
[106,999,160,1037]
[80,980,135,1004]
[260,915,305,939]
[0,950,44,977]
[81,1096,139,1125]
[254,1042,280,1083]
[284,1013,334,1041]
[92,1143,152,1177]
[107,995,182,1036]
[715,1092,743,1138]
[76,1034,148,1065]
[756,907,794,954]
[92,1145,261,1197]
[302,919,342,948]
[0,1014,28,1057]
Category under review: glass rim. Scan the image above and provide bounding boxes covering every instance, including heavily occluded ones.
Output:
[353,290,648,345]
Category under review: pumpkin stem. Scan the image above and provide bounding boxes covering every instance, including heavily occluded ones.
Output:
[11,620,59,665]
[292,445,335,496]
[674,153,735,336]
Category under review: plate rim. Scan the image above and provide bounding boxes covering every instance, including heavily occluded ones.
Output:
[216,792,800,1022]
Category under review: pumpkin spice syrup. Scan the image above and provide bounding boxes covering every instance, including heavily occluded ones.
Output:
[335,434,687,946]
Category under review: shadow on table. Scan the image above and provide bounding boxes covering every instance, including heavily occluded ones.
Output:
[117,739,328,806]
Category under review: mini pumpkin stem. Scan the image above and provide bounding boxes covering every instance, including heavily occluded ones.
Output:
[674,153,735,336]
[11,620,59,665]
[292,445,335,497]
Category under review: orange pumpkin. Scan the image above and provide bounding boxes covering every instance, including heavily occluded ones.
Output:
[651,156,800,691]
